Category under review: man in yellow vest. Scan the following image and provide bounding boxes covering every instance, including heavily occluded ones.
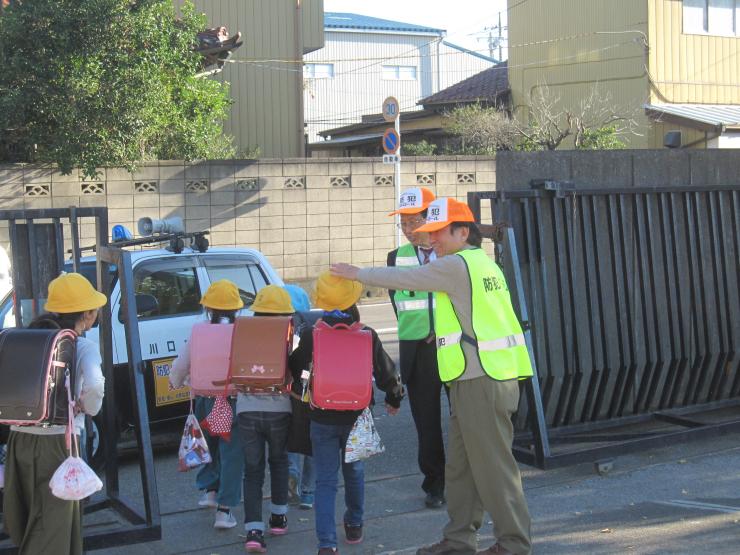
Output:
[387,187,446,509]
[331,198,532,555]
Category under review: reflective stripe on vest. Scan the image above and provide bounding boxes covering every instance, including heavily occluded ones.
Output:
[436,332,525,351]
[434,248,534,383]
[393,243,433,341]
[395,256,420,267]
[396,299,430,311]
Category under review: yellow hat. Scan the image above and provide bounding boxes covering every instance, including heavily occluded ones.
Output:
[44,272,108,313]
[312,271,363,312]
[251,284,295,314]
[200,279,244,311]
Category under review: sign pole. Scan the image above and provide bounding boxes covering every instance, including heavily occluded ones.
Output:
[382,96,403,248]
[394,115,402,248]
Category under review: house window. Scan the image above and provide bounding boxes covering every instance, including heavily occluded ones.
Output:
[304,63,334,79]
[683,0,740,35]
[382,65,417,81]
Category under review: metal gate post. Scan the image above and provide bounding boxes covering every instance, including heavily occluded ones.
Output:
[100,245,161,530]
[504,226,551,467]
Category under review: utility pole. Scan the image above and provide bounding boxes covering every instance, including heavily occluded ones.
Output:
[478,13,507,63]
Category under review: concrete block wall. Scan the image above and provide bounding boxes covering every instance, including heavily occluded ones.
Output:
[0,156,497,282]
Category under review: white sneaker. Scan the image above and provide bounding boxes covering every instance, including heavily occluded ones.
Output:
[214,510,237,529]
[198,491,218,508]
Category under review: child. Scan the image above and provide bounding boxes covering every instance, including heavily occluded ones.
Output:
[283,284,316,510]
[289,272,404,555]
[238,285,295,553]
[3,272,107,555]
[170,279,244,530]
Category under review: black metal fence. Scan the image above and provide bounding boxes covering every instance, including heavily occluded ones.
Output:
[469,183,740,467]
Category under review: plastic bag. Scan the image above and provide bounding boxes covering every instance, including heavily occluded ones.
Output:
[200,396,233,442]
[49,373,103,500]
[345,407,384,463]
[50,452,103,500]
[178,412,212,472]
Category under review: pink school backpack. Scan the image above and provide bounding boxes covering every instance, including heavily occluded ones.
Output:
[310,320,373,411]
[188,322,236,396]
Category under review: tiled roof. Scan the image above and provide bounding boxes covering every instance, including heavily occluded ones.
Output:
[324,12,444,35]
[645,104,740,128]
[419,61,509,106]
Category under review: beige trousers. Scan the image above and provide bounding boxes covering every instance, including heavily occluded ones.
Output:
[443,376,532,555]
[2,431,83,555]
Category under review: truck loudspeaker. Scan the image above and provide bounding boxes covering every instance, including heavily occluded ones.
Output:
[137,216,185,236]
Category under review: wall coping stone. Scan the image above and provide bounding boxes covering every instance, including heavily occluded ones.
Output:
[0,155,501,173]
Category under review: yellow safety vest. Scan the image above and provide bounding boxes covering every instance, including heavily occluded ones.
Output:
[434,248,533,382]
[392,243,433,340]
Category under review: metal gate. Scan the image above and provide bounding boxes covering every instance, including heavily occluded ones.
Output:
[469,182,740,468]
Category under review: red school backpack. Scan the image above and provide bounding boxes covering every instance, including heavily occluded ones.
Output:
[310,320,373,411]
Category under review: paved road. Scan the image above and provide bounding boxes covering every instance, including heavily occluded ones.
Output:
[50,302,740,554]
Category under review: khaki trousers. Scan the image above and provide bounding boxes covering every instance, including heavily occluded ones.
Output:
[2,431,82,555]
[443,377,532,555]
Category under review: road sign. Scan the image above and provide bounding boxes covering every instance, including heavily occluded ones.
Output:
[382,96,400,122]
[382,154,400,164]
[382,128,400,155]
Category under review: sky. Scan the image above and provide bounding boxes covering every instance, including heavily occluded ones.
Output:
[323,0,510,57]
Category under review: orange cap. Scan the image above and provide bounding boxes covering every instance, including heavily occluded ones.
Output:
[415,198,475,232]
[388,187,436,215]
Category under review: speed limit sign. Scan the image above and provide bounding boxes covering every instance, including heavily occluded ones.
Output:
[382,96,400,122]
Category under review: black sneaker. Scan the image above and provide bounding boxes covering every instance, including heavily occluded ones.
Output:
[425,491,446,509]
[318,549,338,555]
[268,513,288,535]
[244,529,267,553]
[344,523,363,544]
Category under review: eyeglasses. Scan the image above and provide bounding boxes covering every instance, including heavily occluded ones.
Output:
[397,218,426,230]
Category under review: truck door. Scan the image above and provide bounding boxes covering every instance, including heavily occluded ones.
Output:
[124,256,205,422]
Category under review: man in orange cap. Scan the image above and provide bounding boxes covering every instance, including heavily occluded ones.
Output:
[387,187,446,509]
[332,198,533,555]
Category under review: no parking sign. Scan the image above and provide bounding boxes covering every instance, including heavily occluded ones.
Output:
[382,128,400,155]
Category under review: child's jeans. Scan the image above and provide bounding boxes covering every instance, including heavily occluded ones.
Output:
[238,411,291,531]
[288,452,315,495]
[194,396,243,508]
[310,420,364,549]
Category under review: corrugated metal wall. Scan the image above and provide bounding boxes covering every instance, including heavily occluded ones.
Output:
[507,0,651,148]
[508,0,740,149]
[304,31,495,143]
[303,0,326,54]
[181,0,323,158]
[648,0,740,104]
